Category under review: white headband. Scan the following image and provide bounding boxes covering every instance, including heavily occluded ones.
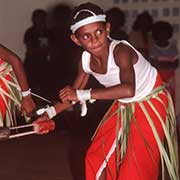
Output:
[70,9,106,33]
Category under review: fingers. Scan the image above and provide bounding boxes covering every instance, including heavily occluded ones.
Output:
[21,107,30,117]
[59,86,77,103]
[21,107,25,116]
[21,108,33,117]
[21,97,36,116]
[33,118,55,135]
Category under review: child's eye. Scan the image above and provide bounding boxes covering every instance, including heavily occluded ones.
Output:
[82,34,90,40]
[96,29,103,35]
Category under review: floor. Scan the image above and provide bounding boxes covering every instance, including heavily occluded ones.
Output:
[0,130,73,180]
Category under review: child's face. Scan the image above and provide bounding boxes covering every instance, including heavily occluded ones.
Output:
[71,22,110,55]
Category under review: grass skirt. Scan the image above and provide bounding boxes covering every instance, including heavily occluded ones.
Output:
[85,76,179,180]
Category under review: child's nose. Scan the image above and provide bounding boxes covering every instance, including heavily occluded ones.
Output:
[91,34,98,43]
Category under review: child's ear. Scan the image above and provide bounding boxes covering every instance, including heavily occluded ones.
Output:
[106,22,111,36]
[70,34,81,46]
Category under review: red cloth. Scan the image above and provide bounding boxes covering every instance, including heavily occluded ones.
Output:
[0,75,11,121]
[85,76,168,180]
[0,58,13,123]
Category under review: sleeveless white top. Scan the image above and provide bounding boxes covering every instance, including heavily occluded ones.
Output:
[81,40,157,103]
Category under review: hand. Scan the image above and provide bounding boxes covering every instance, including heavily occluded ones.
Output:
[59,85,78,103]
[21,95,36,116]
[33,115,55,135]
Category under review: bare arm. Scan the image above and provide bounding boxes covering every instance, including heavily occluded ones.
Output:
[54,60,90,114]
[0,45,29,91]
[0,44,36,115]
[41,44,137,121]
[90,44,137,100]
[58,44,137,103]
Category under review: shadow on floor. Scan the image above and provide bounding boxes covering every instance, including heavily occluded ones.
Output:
[0,130,73,180]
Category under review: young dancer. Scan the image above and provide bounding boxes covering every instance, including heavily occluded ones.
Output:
[0,44,36,127]
[37,3,179,180]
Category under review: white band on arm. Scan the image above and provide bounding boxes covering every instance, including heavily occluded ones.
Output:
[76,89,92,101]
[21,88,31,97]
[45,106,56,119]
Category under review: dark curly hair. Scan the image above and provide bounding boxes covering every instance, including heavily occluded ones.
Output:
[132,11,153,32]
[152,21,173,41]
[106,7,126,28]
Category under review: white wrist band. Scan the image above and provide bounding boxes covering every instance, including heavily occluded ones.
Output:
[22,88,31,97]
[45,106,56,119]
[76,89,91,101]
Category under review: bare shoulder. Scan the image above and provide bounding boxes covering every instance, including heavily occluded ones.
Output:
[0,44,21,63]
[0,44,6,52]
[0,44,13,55]
[0,44,9,60]
[114,42,136,57]
[114,42,138,66]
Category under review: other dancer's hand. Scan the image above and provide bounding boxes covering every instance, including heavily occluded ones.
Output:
[21,95,36,116]
[33,115,55,134]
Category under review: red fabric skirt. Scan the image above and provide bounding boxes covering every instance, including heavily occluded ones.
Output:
[0,74,11,121]
[85,75,169,180]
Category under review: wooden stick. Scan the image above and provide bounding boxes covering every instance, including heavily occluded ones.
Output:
[9,131,36,139]
[9,124,33,130]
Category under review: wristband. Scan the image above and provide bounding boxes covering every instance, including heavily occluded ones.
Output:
[22,88,31,97]
[45,106,56,119]
[76,89,91,101]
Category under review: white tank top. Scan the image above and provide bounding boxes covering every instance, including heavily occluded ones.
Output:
[81,40,157,103]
